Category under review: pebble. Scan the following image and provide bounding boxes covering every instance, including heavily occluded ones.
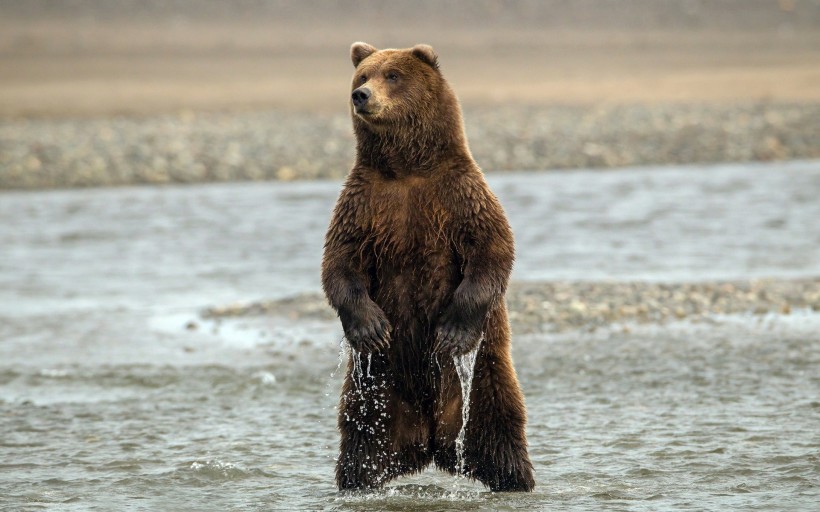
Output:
[201,278,820,334]
[1,102,819,189]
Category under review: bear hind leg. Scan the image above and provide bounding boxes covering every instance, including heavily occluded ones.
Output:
[469,358,535,492]
[432,428,534,492]
[336,432,393,490]
[433,354,535,492]
[336,376,434,490]
[336,437,434,491]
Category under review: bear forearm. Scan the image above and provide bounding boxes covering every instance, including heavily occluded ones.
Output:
[321,266,371,314]
[440,248,512,341]
[322,262,392,353]
[459,245,513,300]
[450,274,502,321]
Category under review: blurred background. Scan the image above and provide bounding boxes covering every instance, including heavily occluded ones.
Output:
[1,0,819,186]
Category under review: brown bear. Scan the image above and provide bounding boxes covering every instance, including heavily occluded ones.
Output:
[321,42,534,492]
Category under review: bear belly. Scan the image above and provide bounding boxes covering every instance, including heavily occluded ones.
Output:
[370,250,459,401]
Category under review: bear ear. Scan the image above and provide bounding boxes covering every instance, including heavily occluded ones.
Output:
[411,44,439,70]
[351,42,377,67]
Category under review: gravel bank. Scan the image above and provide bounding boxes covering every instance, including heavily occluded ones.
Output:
[202,278,820,334]
[2,102,819,189]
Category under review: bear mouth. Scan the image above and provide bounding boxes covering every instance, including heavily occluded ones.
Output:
[353,102,382,119]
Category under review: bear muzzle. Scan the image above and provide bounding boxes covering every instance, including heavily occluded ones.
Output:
[351,87,372,113]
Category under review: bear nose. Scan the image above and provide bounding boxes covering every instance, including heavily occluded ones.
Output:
[351,87,371,109]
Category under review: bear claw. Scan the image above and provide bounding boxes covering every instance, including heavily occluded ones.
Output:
[433,323,480,356]
[344,312,391,353]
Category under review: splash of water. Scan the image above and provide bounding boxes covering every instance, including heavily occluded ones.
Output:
[321,337,349,460]
[452,334,483,476]
[351,347,364,390]
[343,337,482,484]
[342,343,393,480]
[328,337,348,387]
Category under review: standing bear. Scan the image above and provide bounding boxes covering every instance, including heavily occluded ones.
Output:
[321,42,534,492]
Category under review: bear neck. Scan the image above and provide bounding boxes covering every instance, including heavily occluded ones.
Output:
[353,101,469,178]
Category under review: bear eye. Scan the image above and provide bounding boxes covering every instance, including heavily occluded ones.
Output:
[359,75,368,84]
[386,72,399,82]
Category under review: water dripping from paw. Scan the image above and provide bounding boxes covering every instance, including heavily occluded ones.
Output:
[452,334,483,488]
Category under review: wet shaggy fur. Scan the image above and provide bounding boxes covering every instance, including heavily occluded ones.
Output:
[321,42,534,492]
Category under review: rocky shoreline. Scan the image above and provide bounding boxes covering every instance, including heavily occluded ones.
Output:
[2,102,819,189]
[202,278,820,334]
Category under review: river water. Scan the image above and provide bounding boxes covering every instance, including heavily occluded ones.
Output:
[1,161,818,511]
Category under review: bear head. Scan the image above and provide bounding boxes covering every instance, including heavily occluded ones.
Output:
[349,42,445,129]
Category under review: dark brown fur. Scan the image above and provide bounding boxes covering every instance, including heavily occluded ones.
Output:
[321,42,534,492]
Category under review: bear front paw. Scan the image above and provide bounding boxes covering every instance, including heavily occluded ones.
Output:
[433,308,483,356]
[433,322,482,356]
[340,304,392,354]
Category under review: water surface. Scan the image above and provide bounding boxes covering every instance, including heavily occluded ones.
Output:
[1,161,818,510]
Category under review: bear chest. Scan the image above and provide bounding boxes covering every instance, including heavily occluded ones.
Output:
[366,179,451,262]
